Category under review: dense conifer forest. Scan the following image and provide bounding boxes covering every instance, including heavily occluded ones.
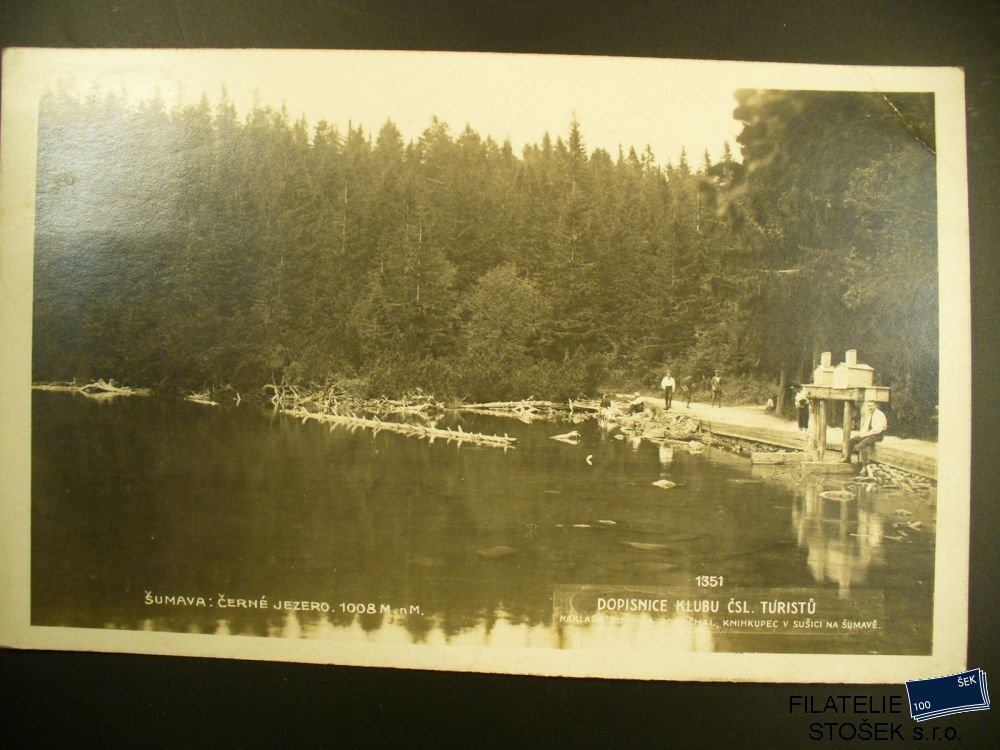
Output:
[32,87,938,434]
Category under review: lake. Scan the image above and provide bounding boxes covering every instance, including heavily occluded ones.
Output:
[30,391,936,655]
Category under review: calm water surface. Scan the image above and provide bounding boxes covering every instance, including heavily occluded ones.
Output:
[31,392,936,654]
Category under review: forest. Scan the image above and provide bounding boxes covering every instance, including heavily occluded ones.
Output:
[31,87,939,435]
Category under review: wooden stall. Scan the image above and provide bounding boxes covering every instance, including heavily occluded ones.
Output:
[800,350,890,471]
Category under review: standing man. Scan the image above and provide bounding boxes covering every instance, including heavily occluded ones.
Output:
[842,401,888,468]
[680,375,693,408]
[795,387,810,431]
[711,370,722,408]
[661,369,675,410]
[599,393,615,419]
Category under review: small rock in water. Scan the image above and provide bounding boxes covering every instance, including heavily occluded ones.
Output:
[622,541,671,551]
[893,508,914,517]
[476,545,517,559]
[652,479,677,489]
[820,490,855,502]
[550,430,582,443]
[573,523,592,528]
[597,520,616,525]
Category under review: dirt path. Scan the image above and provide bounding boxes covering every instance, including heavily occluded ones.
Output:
[638,395,937,460]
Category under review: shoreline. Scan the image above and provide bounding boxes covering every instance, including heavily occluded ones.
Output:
[634,395,937,479]
[31,381,937,478]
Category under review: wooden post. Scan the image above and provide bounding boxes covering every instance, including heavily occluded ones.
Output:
[806,397,827,461]
[806,399,819,460]
[816,399,828,458]
[842,401,854,460]
[806,399,816,461]
[776,368,787,417]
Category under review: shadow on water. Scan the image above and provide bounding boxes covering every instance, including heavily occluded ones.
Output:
[30,392,935,654]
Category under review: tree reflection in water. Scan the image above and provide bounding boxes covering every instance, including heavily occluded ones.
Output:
[31,392,936,655]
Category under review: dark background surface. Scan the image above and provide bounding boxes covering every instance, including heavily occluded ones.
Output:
[1,1,997,746]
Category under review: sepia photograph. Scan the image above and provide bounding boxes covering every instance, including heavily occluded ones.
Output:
[0,48,970,682]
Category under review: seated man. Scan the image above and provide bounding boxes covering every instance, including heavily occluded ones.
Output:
[628,392,645,415]
[842,401,887,467]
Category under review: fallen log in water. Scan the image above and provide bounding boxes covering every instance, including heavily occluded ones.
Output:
[79,378,129,394]
[370,392,445,418]
[32,381,79,392]
[463,399,565,410]
[185,392,219,406]
[380,401,437,416]
[33,379,151,397]
[458,407,538,423]
[287,408,517,449]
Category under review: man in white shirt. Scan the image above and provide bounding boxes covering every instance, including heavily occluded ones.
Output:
[660,370,675,409]
[842,401,888,467]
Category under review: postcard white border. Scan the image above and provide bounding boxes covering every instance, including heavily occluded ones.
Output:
[0,49,970,682]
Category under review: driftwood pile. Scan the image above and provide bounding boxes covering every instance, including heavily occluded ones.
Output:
[289,408,517,449]
[264,383,515,449]
[453,399,599,423]
[265,382,358,413]
[263,383,445,418]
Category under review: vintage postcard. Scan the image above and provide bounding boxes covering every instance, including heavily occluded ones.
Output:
[0,49,969,682]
